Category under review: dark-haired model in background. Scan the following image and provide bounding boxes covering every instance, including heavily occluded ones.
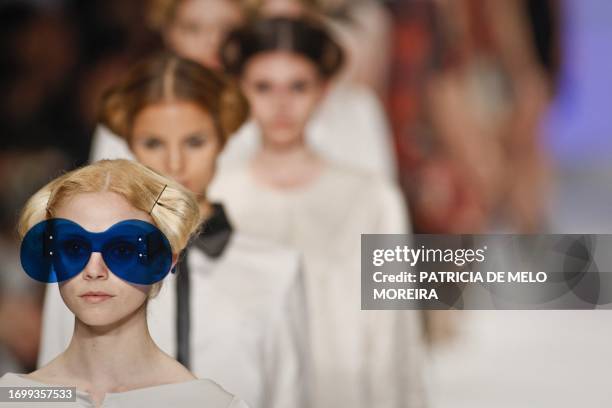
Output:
[38,54,308,408]
[211,18,426,408]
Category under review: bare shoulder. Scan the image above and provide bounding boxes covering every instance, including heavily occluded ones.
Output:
[25,355,73,385]
[16,360,90,392]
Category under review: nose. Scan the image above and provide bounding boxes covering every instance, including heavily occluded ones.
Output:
[82,252,109,281]
[274,89,291,115]
[167,145,185,177]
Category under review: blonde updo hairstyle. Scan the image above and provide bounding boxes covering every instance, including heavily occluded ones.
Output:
[98,51,249,147]
[17,159,201,297]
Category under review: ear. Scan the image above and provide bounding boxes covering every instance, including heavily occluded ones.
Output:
[170,253,179,274]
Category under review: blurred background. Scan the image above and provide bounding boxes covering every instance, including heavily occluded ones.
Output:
[0,0,611,406]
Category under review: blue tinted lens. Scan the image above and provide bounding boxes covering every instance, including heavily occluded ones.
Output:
[60,238,91,259]
[53,221,94,282]
[105,240,138,262]
[20,219,63,283]
[100,220,173,285]
[20,218,173,284]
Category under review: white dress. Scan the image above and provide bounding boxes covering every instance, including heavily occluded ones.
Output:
[89,84,396,180]
[38,231,308,408]
[0,372,248,408]
[209,163,426,408]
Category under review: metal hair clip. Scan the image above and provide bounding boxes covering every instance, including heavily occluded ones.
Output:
[149,184,168,214]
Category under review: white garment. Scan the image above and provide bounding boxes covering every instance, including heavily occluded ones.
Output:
[0,372,248,408]
[89,125,134,162]
[89,85,396,180]
[209,163,426,408]
[38,234,308,408]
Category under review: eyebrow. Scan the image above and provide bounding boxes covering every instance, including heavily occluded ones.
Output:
[132,129,211,141]
[184,130,208,139]
[133,133,162,140]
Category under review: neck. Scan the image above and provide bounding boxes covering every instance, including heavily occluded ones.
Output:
[253,133,324,188]
[259,129,308,156]
[61,303,160,392]
[259,143,311,162]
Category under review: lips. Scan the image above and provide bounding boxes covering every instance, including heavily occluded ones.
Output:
[272,121,294,129]
[79,291,115,304]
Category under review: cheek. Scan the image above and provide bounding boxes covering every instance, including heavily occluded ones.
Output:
[250,97,277,122]
[186,147,219,180]
[286,93,320,123]
[58,281,78,311]
[114,286,149,312]
[243,90,271,117]
[169,29,195,53]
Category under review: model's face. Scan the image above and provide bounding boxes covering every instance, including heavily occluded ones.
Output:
[55,192,154,327]
[131,101,220,196]
[165,0,244,69]
[241,51,325,148]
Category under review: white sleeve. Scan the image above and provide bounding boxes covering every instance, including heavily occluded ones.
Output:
[261,257,310,408]
[309,86,398,181]
[37,285,73,367]
[89,125,135,163]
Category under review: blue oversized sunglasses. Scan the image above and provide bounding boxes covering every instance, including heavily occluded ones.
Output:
[20,218,174,285]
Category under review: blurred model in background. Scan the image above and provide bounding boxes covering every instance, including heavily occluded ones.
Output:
[90,0,398,180]
[212,17,426,408]
[388,0,558,234]
[386,0,559,347]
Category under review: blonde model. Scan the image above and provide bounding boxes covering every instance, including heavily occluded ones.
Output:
[0,159,248,407]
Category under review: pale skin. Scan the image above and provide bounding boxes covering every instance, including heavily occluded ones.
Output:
[240,51,329,189]
[130,100,221,220]
[164,0,244,69]
[25,192,190,407]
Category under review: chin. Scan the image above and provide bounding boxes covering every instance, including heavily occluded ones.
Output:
[75,309,122,328]
[266,131,301,148]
